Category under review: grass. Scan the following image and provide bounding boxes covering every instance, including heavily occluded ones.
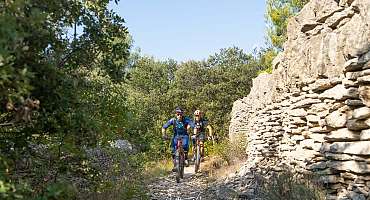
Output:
[257,171,326,200]
[143,159,173,180]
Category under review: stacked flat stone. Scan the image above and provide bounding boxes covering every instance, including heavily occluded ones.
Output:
[229,0,370,199]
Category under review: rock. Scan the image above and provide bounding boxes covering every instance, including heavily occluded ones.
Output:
[327,7,355,29]
[306,115,321,122]
[346,69,370,80]
[292,135,305,141]
[352,107,370,119]
[339,0,355,7]
[110,139,134,153]
[300,139,314,148]
[291,117,306,125]
[329,161,370,174]
[310,79,334,92]
[360,129,370,140]
[319,175,345,184]
[344,57,363,72]
[322,141,370,155]
[290,108,307,117]
[359,86,370,107]
[358,75,370,84]
[325,152,366,162]
[310,126,333,133]
[309,103,329,113]
[360,51,370,64]
[308,133,326,142]
[347,191,366,200]
[325,128,360,141]
[343,78,359,88]
[347,119,369,130]
[319,85,358,100]
[345,99,364,106]
[325,110,347,128]
[292,98,322,109]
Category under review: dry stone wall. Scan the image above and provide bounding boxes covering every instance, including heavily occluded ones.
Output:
[229,0,370,199]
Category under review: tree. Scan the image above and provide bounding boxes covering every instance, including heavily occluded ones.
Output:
[266,0,309,50]
[169,47,263,138]
[0,0,133,198]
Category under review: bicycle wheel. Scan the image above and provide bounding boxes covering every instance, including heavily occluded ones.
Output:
[175,149,181,183]
[179,151,184,179]
[194,143,200,173]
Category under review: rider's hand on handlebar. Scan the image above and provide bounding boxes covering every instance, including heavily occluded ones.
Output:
[162,135,170,141]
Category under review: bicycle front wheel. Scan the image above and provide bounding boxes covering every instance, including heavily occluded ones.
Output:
[175,149,180,183]
[194,144,200,173]
[179,151,184,179]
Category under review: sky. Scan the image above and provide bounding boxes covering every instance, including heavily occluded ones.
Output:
[109,1,267,62]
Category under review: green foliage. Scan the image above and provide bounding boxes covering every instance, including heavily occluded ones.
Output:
[258,171,326,200]
[207,136,246,165]
[35,181,77,200]
[124,56,176,155]
[170,47,265,137]
[123,47,270,164]
[0,0,136,198]
[266,0,309,50]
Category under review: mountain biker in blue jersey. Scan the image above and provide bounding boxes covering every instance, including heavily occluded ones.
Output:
[162,107,194,171]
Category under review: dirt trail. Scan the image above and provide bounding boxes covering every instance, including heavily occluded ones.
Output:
[147,158,260,200]
[148,163,212,199]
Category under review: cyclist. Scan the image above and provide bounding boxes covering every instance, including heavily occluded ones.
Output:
[162,107,194,171]
[191,109,213,162]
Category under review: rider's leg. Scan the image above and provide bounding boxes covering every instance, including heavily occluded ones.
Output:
[191,135,196,161]
[200,133,205,161]
[200,141,204,161]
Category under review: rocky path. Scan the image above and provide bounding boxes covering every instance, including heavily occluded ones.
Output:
[147,160,262,200]
[148,164,211,199]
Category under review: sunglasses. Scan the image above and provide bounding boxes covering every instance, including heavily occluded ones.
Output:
[176,113,183,116]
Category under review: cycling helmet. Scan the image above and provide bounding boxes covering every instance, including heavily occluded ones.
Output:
[194,109,201,116]
[175,106,184,114]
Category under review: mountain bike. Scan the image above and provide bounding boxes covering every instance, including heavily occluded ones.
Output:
[175,135,185,183]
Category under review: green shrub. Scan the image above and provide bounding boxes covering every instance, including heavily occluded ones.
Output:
[207,135,247,165]
[258,171,325,200]
[35,181,77,200]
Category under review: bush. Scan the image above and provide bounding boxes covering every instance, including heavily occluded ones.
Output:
[257,171,325,200]
[207,135,247,165]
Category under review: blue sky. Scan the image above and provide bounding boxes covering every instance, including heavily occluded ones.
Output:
[110,1,267,62]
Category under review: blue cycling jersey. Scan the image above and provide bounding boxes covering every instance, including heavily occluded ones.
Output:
[163,117,194,135]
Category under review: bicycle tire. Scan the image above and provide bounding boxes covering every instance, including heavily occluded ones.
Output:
[180,150,184,179]
[176,149,181,183]
[195,142,200,173]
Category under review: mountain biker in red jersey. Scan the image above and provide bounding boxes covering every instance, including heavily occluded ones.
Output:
[191,109,213,162]
[162,107,194,171]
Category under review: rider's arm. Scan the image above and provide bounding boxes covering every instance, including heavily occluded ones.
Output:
[161,127,166,136]
[162,118,174,137]
[206,125,213,138]
[186,117,195,134]
[193,126,198,135]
